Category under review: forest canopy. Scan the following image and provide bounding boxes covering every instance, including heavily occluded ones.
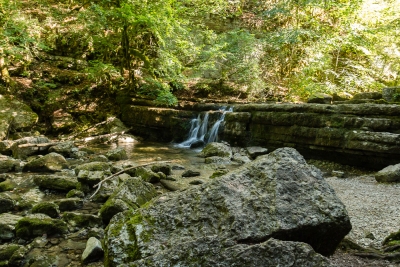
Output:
[0,0,399,104]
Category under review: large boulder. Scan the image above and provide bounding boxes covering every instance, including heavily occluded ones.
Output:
[23,152,68,172]
[0,95,38,140]
[201,142,232,158]
[99,177,157,224]
[104,148,351,266]
[375,163,400,183]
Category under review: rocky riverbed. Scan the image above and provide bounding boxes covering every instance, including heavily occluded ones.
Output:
[1,137,400,266]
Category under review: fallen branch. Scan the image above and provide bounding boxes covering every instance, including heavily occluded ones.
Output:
[89,160,172,199]
[66,117,117,140]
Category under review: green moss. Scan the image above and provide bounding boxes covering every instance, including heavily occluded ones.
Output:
[15,217,68,239]
[383,230,400,246]
[0,244,21,261]
[31,202,60,218]
[0,179,16,192]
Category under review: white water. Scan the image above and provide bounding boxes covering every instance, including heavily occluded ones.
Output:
[177,107,233,148]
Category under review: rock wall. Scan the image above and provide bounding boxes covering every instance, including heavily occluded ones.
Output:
[121,101,400,169]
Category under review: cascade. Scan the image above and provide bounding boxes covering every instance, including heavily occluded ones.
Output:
[177,107,233,148]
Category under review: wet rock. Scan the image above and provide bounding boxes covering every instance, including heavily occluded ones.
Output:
[89,155,108,162]
[99,177,157,224]
[181,169,201,177]
[232,153,251,164]
[135,167,160,183]
[205,156,231,164]
[246,146,268,159]
[0,179,16,192]
[91,178,120,203]
[352,92,382,100]
[33,175,78,192]
[7,244,31,267]
[0,213,23,240]
[0,156,19,173]
[130,237,331,267]
[32,202,60,218]
[171,164,185,170]
[48,141,76,157]
[189,140,205,148]
[375,163,400,183]
[0,95,38,141]
[54,198,83,211]
[383,229,400,247]
[0,193,15,213]
[78,170,107,187]
[74,162,111,175]
[332,170,345,178]
[151,163,172,176]
[11,136,51,159]
[88,228,104,240]
[62,212,102,228]
[210,169,229,179]
[0,140,14,156]
[104,148,351,266]
[70,149,88,159]
[201,142,232,158]
[189,179,204,185]
[160,179,182,191]
[15,213,68,239]
[106,147,128,161]
[82,237,104,264]
[24,153,68,172]
[0,244,21,261]
[307,93,332,104]
[66,189,85,198]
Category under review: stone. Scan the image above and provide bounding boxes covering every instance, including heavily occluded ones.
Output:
[189,140,205,148]
[23,153,68,172]
[159,179,182,191]
[232,153,251,164]
[54,198,83,211]
[51,109,75,133]
[181,169,201,177]
[0,140,14,155]
[74,162,111,175]
[77,170,106,187]
[33,175,78,191]
[171,164,185,170]
[151,163,172,176]
[82,237,104,264]
[0,179,16,192]
[91,178,120,203]
[135,167,160,183]
[332,92,352,101]
[104,148,351,266]
[62,212,102,228]
[307,93,332,104]
[106,147,128,161]
[0,193,15,214]
[48,141,76,157]
[15,213,68,239]
[246,146,268,159]
[210,169,229,179]
[0,244,22,261]
[201,142,232,158]
[375,163,400,183]
[204,156,231,164]
[99,177,157,224]
[129,237,331,267]
[352,92,382,100]
[189,179,204,185]
[32,202,60,218]
[382,87,400,102]
[0,155,19,173]
[0,213,23,240]
[0,95,38,140]
[11,136,51,159]
[66,189,85,198]
[89,155,108,162]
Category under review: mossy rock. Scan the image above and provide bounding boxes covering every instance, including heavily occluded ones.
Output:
[23,153,68,172]
[15,214,68,239]
[66,189,85,198]
[201,142,232,158]
[0,179,16,192]
[99,199,130,225]
[32,202,60,218]
[383,229,400,246]
[0,244,22,261]
[210,169,229,179]
[151,164,172,176]
[0,193,15,213]
[74,162,111,175]
[0,157,19,173]
[135,167,160,183]
[33,175,78,192]
[53,198,83,211]
[106,147,128,161]
[307,93,332,104]
[62,212,102,228]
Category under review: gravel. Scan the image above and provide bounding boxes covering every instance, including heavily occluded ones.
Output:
[326,175,400,266]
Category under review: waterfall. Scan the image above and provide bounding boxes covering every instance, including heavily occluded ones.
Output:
[177,107,233,148]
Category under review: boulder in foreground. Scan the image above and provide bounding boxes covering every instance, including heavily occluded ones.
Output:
[104,147,351,266]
